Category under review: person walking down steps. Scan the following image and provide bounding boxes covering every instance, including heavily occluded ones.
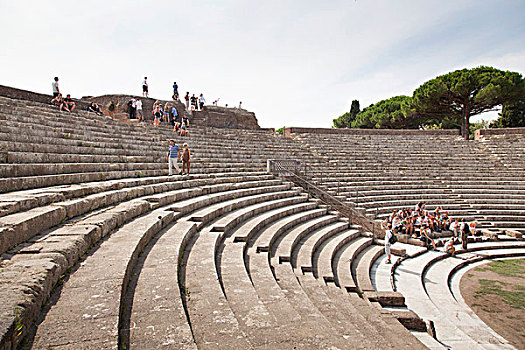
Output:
[182,142,191,175]
[167,139,181,176]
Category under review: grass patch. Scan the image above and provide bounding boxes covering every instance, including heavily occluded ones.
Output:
[514,285,525,291]
[477,279,525,309]
[477,259,525,278]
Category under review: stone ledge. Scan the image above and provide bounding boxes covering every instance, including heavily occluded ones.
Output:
[364,291,406,307]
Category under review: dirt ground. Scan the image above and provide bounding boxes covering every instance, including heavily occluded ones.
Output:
[460,259,525,349]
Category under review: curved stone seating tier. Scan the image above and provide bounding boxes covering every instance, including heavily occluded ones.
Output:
[392,241,525,349]
[1,94,524,348]
[0,173,295,348]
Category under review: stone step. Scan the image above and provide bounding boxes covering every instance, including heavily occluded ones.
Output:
[219,204,327,348]
[128,221,198,349]
[314,229,361,283]
[353,245,385,293]
[183,227,252,348]
[294,272,396,348]
[293,221,349,274]
[272,215,339,264]
[334,236,373,292]
[26,208,174,349]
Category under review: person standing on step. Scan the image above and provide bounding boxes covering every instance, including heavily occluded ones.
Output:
[52,77,60,97]
[190,94,197,110]
[198,93,205,110]
[182,142,191,175]
[136,99,143,122]
[384,224,393,264]
[163,102,170,124]
[173,82,179,100]
[184,92,190,109]
[460,218,470,249]
[167,139,181,176]
[128,97,136,119]
[142,77,148,97]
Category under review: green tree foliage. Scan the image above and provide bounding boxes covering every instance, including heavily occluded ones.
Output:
[490,99,525,128]
[412,66,525,139]
[333,100,360,128]
[351,96,421,129]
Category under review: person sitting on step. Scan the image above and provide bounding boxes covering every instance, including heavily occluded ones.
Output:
[445,237,455,256]
[63,94,76,112]
[51,93,68,112]
[87,102,103,115]
[419,225,436,250]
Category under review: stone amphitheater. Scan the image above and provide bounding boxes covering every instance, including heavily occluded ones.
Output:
[0,86,524,349]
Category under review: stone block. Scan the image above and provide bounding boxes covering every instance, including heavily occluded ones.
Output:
[364,291,406,307]
[0,206,67,255]
[389,310,427,332]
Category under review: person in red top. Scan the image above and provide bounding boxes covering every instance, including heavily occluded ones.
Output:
[184,92,190,109]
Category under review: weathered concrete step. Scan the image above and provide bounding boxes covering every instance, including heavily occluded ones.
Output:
[334,236,373,292]
[183,227,252,348]
[250,207,325,252]
[219,206,324,348]
[183,186,296,227]
[26,208,174,349]
[0,172,272,217]
[128,221,198,349]
[294,221,349,274]
[314,228,361,283]
[246,236,353,348]
[295,272,392,348]
[212,195,310,236]
[273,215,340,264]
[353,244,385,293]
[424,249,524,349]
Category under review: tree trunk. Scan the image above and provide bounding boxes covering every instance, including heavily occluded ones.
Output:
[462,103,471,140]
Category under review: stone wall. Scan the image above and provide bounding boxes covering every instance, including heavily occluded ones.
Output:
[0,85,90,110]
[283,127,460,138]
[0,85,261,129]
[475,127,525,140]
[193,106,260,130]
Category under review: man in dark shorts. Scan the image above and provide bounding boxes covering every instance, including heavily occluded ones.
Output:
[52,77,60,97]
[63,94,76,112]
[173,82,179,99]
[142,77,148,97]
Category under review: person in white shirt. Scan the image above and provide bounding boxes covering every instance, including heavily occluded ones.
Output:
[136,99,143,122]
[142,77,148,97]
[384,226,393,264]
[52,77,60,97]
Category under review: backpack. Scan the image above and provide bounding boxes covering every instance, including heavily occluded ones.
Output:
[389,232,397,245]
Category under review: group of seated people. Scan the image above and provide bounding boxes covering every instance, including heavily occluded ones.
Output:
[50,93,76,112]
[51,94,103,116]
[173,113,190,136]
[381,202,478,251]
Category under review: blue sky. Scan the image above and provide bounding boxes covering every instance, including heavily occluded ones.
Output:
[1,0,524,128]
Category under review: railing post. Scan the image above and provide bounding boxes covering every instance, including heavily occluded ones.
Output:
[356,190,359,207]
[348,208,351,229]
[307,183,310,201]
